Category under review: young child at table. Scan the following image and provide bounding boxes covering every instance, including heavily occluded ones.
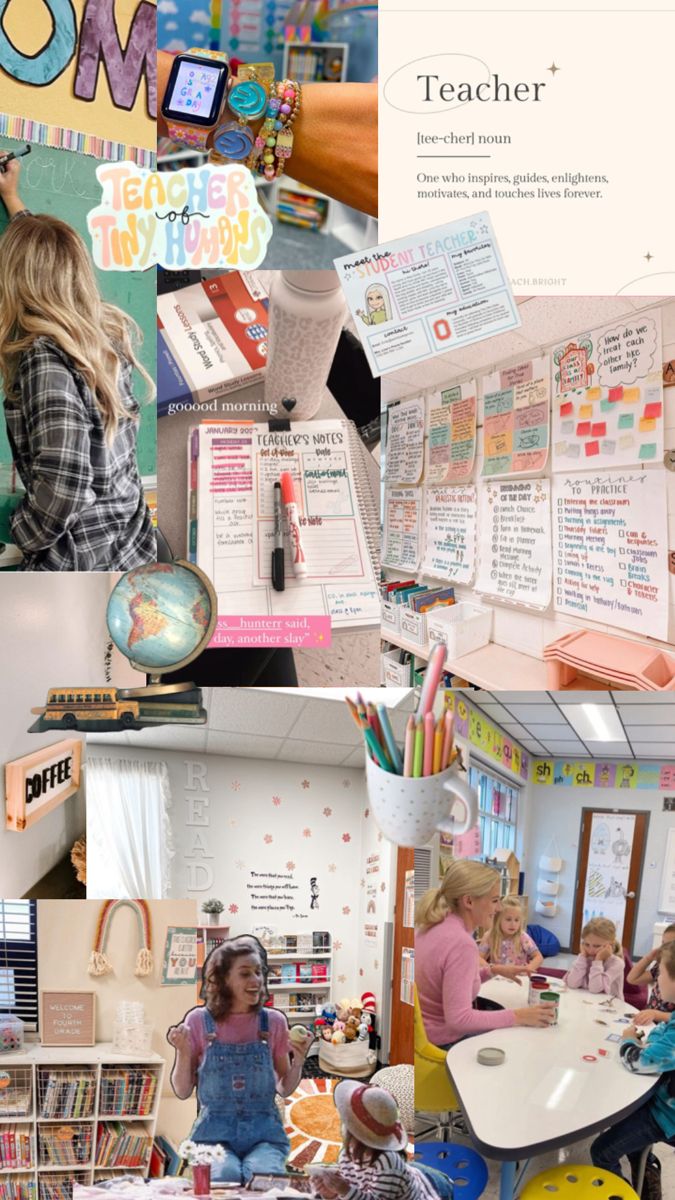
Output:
[478,896,543,979]
[167,935,312,1184]
[627,923,675,1025]
[309,1079,452,1200]
[590,940,675,1183]
[565,917,624,999]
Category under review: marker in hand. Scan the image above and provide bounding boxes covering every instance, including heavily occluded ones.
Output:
[280,471,307,578]
[0,144,31,173]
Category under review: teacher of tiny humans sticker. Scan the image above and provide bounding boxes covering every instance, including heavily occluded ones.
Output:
[415,860,556,1046]
[0,160,155,571]
[167,935,313,1183]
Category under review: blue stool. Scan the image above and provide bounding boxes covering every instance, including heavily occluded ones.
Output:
[414,1142,489,1200]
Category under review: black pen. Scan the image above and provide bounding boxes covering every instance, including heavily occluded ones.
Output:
[0,144,31,173]
[272,480,285,591]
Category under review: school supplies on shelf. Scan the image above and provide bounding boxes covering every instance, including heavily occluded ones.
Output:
[188,419,379,629]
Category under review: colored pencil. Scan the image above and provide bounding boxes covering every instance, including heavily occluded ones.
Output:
[403,715,415,777]
[377,704,403,774]
[413,723,424,778]
[363,725,391,771]
[367,703,392,768]
[345,696,365,732]
[423,711,435,776]
[432,717,443,774]
[415,641,447,722]
[441,710,455,770]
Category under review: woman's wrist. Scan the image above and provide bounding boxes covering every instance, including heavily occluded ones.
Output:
[3,192,26,218]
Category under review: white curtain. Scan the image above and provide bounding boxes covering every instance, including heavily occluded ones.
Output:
[87,758,174,899]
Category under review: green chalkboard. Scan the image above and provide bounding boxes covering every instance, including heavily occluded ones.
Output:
[0,140,156,550]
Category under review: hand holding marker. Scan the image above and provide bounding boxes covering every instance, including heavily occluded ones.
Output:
[346,644,454,777]
[0,145,30,173]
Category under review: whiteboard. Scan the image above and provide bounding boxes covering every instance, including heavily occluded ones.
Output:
[659,827,675,914]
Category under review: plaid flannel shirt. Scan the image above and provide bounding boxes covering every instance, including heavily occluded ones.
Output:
[4,336,156,571]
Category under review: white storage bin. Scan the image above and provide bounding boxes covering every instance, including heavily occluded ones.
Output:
[537,878,560,896]
[426,602,493,658]
[535,899,558,918]
[399,606,428,647]
[381,648,413,687]
[381,600,400,635]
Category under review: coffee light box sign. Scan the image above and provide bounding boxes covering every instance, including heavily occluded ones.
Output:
[5,739,83,832]
[40,991,96,1046]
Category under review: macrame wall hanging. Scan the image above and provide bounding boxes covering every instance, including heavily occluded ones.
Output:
[88,899,153,978]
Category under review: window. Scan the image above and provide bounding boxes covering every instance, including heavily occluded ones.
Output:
[0,900,38,1030]
[469,763,519,859]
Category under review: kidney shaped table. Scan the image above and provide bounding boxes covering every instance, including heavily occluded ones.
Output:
[445,977,658,1200]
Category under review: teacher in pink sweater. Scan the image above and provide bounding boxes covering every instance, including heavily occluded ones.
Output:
[416,861,556,1046]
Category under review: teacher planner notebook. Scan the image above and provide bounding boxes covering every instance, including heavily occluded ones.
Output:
[189,420,380,629]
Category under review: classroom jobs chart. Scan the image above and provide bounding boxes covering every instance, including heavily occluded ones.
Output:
[383,488,423,572]
[476,479,552,609]
[552,470,669,641]
[482,355,550,477]
[552,313,663,470]
[384,396,426,484]
[421,486,477,585]
[426,382,477,484]
[335,214,521,377]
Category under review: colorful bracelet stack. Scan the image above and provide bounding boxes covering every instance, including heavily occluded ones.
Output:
[247,79,301,181]
[210,62,275,165]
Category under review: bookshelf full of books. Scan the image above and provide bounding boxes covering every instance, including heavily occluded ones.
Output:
[0,1045,164,1200]
[265,931,332,1027]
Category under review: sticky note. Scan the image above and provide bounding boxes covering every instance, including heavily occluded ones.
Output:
[565,443,581,458]
[591,422,607,437]
[579,404,593,419]
[608,386,624,402]
[576,421,591,436]
[639,417,656,433]
[639,442,657,460]
[561,420,575,434]
[618,413,634,430]
[554,441,569,456]
[623,387,640,403]
[559,401,574,417]
[600,399,614,413]
[585,440,600,456]
[586,387,602,401]
[619,434,635,450]
[601,440,616,456]
[643,402,662,419]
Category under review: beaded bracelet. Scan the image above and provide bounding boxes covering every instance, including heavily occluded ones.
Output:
[248,79,301,181]
[210,62,275,164]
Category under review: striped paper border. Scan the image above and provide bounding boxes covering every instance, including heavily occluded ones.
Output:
[0,112,156,169]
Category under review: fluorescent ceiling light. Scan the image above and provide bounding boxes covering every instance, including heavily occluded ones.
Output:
[559,703,625,743]
[257,688,411,708]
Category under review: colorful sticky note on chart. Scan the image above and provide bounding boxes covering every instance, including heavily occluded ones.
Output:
[619,434,635,450]
[579,403,593,419]
[591,422,607,437]
[639,442,657,460]
[586,387,602,401]
[576,421,591,435]
[560,401,574,417]
[601,439,616,456]
[643,402,662,419]
[585,440,600,456]
[639,417,656,432]
[600,399,614,413]
[618,413,634,430]
[608,386,624,402]
[623,387,640,403]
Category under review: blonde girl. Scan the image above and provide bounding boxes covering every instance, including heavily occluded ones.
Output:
[627,922,675,1024]
[416,860,555,1047]
[0,161,155,571]
[565,917,624,998]
[478,895,543,976]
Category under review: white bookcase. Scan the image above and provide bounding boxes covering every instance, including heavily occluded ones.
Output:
[0,1044,164,1200]
[266,933,332,1025]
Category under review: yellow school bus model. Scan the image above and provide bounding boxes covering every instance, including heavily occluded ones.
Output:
[29,686,207,733]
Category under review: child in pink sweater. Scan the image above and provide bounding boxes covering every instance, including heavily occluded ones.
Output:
[565,917,624,999]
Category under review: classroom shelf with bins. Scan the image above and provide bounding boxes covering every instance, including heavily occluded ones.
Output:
[0,1045,164,1195]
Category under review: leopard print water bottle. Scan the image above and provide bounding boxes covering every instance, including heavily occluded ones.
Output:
[264,271,347,420]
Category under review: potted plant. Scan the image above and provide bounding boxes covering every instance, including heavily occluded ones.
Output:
[201,898,225,927]
[178,1139,226,1196]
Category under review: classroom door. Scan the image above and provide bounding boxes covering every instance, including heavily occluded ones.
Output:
[571,808,649,955]
[389,847,414,1064]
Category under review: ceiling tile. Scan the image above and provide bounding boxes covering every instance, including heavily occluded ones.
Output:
[630,743,675,759]
[618,706,675,726]
[490,693,558,705]
[204,731,284,758]
[277,739,355,766]
[476,703,514,723]
[622,725,675,743]
[297,699,364,745]
[342,745,368,769]
[519,739,547,753]
[525,723,579,738]
[613,693,671,704]
[208,688,307,736]
[504,704,559,722]
[549,692,614,704]
[497,722,530,739]
[540,740,588,755]
[110,725,209,752]
[582,741,632,757]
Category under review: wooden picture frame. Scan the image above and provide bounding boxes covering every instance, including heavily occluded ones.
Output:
[5,739,83,832]
[40,990,96,1046]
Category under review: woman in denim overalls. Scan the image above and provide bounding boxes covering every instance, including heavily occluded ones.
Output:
[168,936,311,1183]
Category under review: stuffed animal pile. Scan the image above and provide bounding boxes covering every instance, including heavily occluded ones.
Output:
[314,993,375,1044]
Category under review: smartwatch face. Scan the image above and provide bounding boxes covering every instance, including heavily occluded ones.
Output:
[162,55,229,127]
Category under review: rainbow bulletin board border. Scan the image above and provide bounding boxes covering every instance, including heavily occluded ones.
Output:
[532,759,675,789]
[445,691,530,782]
[0,112,155,168]
[88,898,154,977]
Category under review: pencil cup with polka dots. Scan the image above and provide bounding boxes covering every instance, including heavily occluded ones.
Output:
[365,753,477,848]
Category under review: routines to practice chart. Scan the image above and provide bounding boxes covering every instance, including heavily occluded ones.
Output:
[552,313,663,471]
[481,355,550,477]
[426,382,477,484]
[552,470,669,641]
[476,479,552,609]
[335,214,521,377]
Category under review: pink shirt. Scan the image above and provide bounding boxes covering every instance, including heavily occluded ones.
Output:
[478,931,539,967]
[184,1005,290,1079]
[416,912,516,1045]
[565,953,624,999]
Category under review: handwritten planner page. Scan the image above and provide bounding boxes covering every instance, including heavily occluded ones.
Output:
[476,479,552,609]
[552,311,663,470]
[250,422,379,626]
[552,470,669,641]
[384,395,425,484]
[383,487,423,571]
[481,354,550,476]
[421,485,477,584]
[334,213,521,377]
[427,381,477,483]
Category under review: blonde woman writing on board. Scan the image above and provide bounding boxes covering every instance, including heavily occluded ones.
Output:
[0,161,155,571]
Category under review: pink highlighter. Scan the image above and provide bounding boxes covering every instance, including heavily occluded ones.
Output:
[280,472,308,578]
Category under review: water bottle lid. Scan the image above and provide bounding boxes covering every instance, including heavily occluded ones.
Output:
[281,270,341,294]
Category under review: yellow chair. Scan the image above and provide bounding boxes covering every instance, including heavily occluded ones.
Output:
[414,984,459,1139]
[520,1164,640,1199]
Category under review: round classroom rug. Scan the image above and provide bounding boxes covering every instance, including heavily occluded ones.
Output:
[284,1078,342,1168]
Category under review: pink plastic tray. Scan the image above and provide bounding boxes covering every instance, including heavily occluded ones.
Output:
[544,630,675,691]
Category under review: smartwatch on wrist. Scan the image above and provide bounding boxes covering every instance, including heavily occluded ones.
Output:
[161,48,229,150]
